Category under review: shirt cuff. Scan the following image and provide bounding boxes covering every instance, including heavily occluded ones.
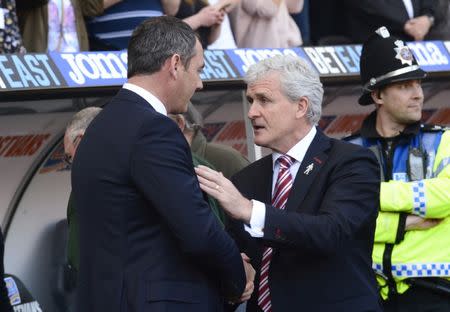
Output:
[244,200,266,237]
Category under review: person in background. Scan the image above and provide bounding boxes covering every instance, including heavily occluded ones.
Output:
[425,0,450,40]
[175,0,225,49]
[63,107,102,284]
[169,113,226,227]
[206,0,239,50]
[0,228,13,312]
[290,0,309,46]
[309,0,348,46]
[71,16,254,311]
[0,0,25,53]
[347,26,450,311]
[196,54,381,311]
[229,0,303,48]
[343,0,439,43]
[16,0,111,52]
[185,102,249,179]
[87,0,177,51]
[62,107,102,312]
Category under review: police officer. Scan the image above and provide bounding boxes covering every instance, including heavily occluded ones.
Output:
[348,26,450,311]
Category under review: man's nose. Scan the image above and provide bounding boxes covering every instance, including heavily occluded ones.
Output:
[196,79,203,91]
[412,82,423,99]
[247,103,259,119]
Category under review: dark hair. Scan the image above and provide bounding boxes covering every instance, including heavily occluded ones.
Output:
[127,16,197,78]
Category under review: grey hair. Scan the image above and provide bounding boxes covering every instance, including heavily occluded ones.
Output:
[183,102,204,132]
[244,55,323,125]
[127,16,198,78]
[66,107,102,142]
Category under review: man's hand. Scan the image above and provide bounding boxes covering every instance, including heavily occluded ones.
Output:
[239,253,255,302]
[404,15,433,41]
[195,165,252,223]
[405,215,442,231]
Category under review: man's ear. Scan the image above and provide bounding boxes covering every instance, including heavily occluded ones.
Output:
[371,90,383,104]
[169,114,186,131]
[295,96,309,119]
[169,54,181,78]
[177,114,186,131]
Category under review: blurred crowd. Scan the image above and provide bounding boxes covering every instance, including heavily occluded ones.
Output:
[1,0,450,54]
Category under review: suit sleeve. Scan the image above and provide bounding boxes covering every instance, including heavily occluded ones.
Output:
[343,0,408,34]
[263,148,380,255]
[418,0,437,17]
[130,115,245,299]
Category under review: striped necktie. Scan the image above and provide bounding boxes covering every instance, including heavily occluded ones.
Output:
[258,155,295,312]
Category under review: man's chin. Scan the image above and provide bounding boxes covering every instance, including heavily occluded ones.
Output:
[253,138,269,148]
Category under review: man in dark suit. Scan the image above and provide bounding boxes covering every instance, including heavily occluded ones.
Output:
[196,55,382,311]
[343,0,438,43]
[71,16,253,312]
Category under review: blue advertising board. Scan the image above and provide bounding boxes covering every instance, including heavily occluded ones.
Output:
[1,41,450,92]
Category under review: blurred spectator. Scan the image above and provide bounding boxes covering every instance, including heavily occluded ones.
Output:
[175,0,225,49]
[426,0,450,40]
[65,107,101,272]
[185,102,249,179]
[290,0,309,45]
[309,0,348,45]
[0,0,25,53]
[169,113,226,227]
[229,0,303,48]
[343,0,439,43]
[207,0,239,49]
[87,0,175,51]
[0,228,13,312]
[64,107,102,310]
[16,0,105,52]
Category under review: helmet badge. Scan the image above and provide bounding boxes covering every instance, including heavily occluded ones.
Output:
[394,40,414,66]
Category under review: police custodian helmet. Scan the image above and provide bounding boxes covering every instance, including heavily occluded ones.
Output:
[358,26,427,105]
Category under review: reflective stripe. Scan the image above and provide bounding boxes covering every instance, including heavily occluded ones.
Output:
[373,263,383,274]
[373,262,450,278]
[412,180,426,217]
[434,157,450,177]
[91,10,163,23]
[96,30,134,39]
[363,65,423,91]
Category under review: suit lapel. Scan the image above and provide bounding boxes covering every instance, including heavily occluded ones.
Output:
[254,156,273,204]
[285,130,330,212]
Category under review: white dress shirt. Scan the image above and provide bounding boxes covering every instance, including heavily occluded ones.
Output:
[123,82,167,116]
[245,126,317,237]
[403,0,414,19]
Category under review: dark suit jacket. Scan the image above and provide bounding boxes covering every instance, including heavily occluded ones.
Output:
[71,88,245,312]
[230,130,382,312]
[343,0,437,43]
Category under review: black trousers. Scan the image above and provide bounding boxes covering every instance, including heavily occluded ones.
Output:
[383,283,450,312]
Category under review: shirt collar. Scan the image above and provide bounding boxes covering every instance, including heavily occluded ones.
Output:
[272,126,317,169]
[123,82,167,116]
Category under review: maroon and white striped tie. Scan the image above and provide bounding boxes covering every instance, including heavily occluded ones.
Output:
[258,155,295,312]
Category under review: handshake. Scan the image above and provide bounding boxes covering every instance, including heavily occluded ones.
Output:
[229,253,256,304]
